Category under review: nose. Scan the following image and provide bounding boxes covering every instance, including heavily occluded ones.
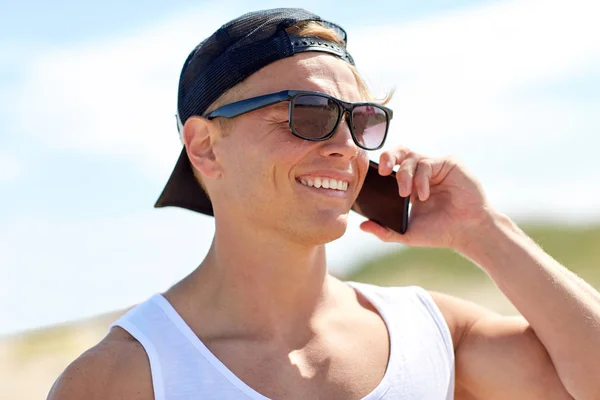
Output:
[318,113,359,160]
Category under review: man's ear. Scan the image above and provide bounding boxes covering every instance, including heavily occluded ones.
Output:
[183,116,223,180]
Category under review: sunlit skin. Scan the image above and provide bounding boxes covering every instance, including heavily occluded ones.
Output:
[171,53,384,376]
[47,51,600,400]
[191,53,370,246]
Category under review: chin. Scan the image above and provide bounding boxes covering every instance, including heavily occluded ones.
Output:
[295,213,349,245]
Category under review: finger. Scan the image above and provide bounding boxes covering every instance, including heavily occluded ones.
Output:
[359,220,401,243]
[378,147,410,176]
[378,152,396,176]
[414,159,433,201]
[396,156,420,197]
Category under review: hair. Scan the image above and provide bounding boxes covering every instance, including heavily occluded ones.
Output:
[286,21,394,105]
[194,20,394,195]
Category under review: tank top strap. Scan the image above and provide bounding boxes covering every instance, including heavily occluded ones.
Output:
[110,295,169,400]
[346,281,455,400]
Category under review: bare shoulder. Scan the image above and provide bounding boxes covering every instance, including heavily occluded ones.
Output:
[428,291,572,399]
[427,290,499,348]
[47,326,153,400]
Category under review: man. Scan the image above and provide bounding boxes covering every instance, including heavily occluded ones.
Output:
[49,8,600,400]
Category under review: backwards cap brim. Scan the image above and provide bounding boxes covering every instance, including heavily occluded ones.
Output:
[154,147,214,216]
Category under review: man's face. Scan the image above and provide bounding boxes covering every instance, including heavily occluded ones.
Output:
[210,53,370,244]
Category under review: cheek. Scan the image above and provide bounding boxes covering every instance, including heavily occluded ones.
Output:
[355,151,370,188]
[260,135,312,192]
[250,121,311,166]
[269,136,311,165]
[220,126,309,193]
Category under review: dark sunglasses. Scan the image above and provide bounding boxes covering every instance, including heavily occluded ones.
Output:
[205,90,393,151]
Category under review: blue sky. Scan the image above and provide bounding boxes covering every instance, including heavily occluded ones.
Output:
[1,0,599,336]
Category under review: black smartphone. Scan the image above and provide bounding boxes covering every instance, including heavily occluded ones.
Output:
[351,160,410,234]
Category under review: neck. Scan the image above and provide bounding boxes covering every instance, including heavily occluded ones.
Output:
[175,215,337,339]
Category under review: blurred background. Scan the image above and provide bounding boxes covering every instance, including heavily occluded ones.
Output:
[1,0,599,398]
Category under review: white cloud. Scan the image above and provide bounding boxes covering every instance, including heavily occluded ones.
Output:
[355,0,600,89]
[6,4,245,179]
[351,0,600,147]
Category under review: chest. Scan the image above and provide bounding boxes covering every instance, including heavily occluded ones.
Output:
[205,319,390,400]
[135,287,455,399]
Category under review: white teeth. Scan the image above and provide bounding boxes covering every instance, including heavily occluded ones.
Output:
[298,177,349,191]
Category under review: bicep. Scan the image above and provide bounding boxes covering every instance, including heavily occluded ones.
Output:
[457,315,572,399]
[431,292,573,400]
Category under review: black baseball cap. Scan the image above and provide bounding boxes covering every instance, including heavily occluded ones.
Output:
[154,8,355,216]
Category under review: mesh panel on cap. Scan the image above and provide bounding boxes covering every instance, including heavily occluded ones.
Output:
[177,8,339,124]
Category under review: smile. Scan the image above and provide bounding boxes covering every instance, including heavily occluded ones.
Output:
[297,177,349,191]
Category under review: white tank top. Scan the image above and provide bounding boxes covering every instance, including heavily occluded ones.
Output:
[111,282,455,399]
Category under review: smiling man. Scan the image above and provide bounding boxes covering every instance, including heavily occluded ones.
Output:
[48,8,600,400]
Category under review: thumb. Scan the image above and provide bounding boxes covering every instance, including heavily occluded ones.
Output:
[360,220,406,243]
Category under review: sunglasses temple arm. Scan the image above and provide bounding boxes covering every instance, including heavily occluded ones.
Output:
[206,91,291,119]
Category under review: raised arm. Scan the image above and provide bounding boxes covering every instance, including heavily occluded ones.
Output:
[447,212,600,399]
[360,148,600,399]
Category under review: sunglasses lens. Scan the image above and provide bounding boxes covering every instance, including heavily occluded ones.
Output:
[352,105,388,149]
[291,95,339,139]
